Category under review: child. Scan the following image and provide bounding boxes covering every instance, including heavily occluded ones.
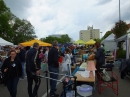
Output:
[62,48,72,75]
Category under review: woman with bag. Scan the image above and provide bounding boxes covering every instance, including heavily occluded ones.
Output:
[1,50,22,97]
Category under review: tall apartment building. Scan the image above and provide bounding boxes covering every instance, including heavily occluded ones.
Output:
[79,26,100,42]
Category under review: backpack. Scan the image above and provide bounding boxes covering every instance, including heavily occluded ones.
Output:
[102,69,111,81]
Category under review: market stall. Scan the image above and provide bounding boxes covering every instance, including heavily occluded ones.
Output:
[74,40,86,44]
[86,39,95,45]
[0,38,13,46]
[115,33,130,59]
[101,33,116,51]
[20,39,52,46]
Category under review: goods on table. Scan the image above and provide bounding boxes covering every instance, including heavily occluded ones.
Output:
[88,54,95,60]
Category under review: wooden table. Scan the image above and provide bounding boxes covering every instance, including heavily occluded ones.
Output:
[72,62,95,82]
[74,73,95,82]
[71,61,96,97]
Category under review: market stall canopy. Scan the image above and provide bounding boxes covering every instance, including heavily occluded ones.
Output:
[102,33,115,43]
[101,33,116,51]
[20,39,52,46]
[86,39,96,45]
[0,38,13,46]
[74,40,86,44]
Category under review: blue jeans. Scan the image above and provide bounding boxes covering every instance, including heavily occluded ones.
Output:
[6,77,19,97]
[48,66,59,95]
[21,62,25,79]
[73,56,76,63]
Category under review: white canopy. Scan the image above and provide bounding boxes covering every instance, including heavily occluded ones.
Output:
[102,33,115,43]
[101,33,116,51]
[115,33,130,59]
[115,33,130,42]
[0,38,13,46]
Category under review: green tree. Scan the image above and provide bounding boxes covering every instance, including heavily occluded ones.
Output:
[60,34,71,43]
[40,34,71,44]
[0,0,9,14]
[112,20,129,38]
[11,18,37,44]
[0,0,14,42]
[0,0,37,44]
[94,38,101,42]
[41,36,61,44]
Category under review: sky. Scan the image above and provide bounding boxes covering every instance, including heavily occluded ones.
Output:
[4,0,130,41]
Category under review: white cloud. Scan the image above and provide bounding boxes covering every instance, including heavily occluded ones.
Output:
[4,0,130,41]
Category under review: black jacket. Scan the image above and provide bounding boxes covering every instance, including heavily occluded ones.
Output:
[48,47,59,68]
[26,48,41,72]
[95,47,105,65]
[17,49,26,62]
[1,57,22,81]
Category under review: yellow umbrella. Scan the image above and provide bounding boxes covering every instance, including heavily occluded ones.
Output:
[20,39,52,46]
[86,39,96,45]
[74,40,86,44]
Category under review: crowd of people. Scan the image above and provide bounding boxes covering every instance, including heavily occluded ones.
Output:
[0,40,106,97]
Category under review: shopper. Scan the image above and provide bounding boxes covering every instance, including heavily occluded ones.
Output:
[26,42,41,97]
[48,41,60,97]
[62,48,72,75]
[17,44,26,79]
[94,41,105,71]
[44,46,49,63]
[7,46,16,57]
[1,50,22,97]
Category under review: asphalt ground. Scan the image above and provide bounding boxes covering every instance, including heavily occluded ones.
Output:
[0,66,130,97]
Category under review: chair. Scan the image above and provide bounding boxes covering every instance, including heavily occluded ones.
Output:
[96,66,118,95]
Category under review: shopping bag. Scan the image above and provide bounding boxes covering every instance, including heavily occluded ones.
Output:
[62,62,68,72]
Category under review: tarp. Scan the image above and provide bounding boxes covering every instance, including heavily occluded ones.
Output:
[86,39,96,45]
[0,38,13,46]
[74,40,85,44]
[20,39,52,46]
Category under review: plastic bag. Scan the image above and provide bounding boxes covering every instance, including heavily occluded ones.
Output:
[102,69,111,81]
[62,62,68,72]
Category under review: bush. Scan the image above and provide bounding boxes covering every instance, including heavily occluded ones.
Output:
[116,49,126,59]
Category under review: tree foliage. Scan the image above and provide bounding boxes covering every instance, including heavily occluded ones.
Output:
[0,0,13,41]
[112,20,129,38]
[0,0,9,14]
[40,34,71,44]
[94,38,101,42]
[0,0,37,44]
[11,18,37,44]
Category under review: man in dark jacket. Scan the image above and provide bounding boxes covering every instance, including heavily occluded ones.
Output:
[94,42,105,71]
[48,41,59,97]
[26,42,41,97]
[17,44,26,79]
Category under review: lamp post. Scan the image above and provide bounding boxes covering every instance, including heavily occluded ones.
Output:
[119,0,121,22]
[100,32,102,39]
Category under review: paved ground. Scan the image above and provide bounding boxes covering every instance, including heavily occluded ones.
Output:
[0,66,130,97]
